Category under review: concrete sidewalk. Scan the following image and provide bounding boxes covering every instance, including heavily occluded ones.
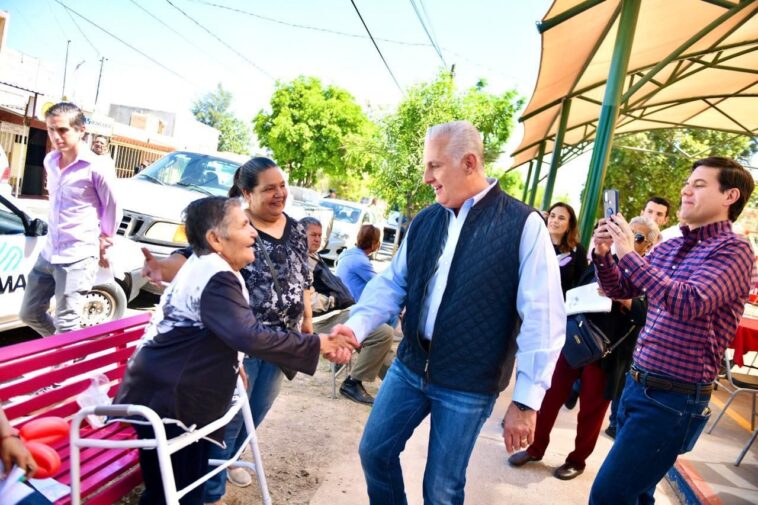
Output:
[310,381,678,505]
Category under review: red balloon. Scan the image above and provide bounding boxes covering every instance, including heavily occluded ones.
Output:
[26,441,61,479]
[20,417,69,445]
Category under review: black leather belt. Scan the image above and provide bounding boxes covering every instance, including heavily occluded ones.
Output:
[630,367,713,395]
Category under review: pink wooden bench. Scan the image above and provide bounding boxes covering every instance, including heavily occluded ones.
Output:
[0,313,152,504]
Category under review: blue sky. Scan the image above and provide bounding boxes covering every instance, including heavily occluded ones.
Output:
[2,0,551,118]
[3,0,591,203]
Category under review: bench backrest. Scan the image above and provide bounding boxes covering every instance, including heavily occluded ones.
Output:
[0,313,152,504]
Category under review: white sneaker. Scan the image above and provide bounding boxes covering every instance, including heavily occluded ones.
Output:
[227,467,252,488]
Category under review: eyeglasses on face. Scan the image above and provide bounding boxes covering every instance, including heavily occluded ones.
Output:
[634,232,648,244]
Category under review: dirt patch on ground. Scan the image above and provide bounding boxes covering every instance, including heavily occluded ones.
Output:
[122,358,375,504]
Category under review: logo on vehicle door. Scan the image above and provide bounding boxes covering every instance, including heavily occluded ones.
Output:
[0,243,23,272]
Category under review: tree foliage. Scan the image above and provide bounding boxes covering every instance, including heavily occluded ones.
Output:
[191,84,251,154]
[367,72,522,219]
[253,76,373,187]
[602,129,754,218]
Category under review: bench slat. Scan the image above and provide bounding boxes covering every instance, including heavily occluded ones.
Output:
[5,366,126,421]
[57,465,142,505]
[1,347,134,399]
[0,314,150,363]
[0,330,143,382]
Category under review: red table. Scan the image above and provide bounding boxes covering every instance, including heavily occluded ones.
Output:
[732,316,758,367]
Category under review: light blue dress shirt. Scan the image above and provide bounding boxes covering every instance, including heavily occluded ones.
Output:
[346,179,566,409]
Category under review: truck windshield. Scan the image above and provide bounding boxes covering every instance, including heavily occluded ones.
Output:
[136,152,240,196]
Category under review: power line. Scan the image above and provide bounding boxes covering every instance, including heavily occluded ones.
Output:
[164,0,274,81]
[128,0,238,75]
[349,0,404,95]
[409,0,446,67]
[53,0,196,86]
[187,0,430,48]
[59,0,100,57]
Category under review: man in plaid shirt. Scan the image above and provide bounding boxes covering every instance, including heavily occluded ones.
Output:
[589,157,755,504]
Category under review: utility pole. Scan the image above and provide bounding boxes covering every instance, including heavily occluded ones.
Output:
[94,56,107,108]
[61,40,70,99]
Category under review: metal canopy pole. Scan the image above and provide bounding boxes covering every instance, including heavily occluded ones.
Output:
[522,160,534,202]
[578,0,641,246]
[542,98,572,210]
[528,142,546,207]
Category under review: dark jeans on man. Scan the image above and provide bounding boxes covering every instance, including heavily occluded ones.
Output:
[134,424,212,505]
[589,371,711,504]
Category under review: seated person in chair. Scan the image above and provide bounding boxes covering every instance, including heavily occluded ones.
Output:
[115,197,356,505]
[302,217,395,405]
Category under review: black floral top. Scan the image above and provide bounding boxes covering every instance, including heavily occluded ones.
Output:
[241,214,312,331]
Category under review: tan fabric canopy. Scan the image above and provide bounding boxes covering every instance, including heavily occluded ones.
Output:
[512,0,758,168]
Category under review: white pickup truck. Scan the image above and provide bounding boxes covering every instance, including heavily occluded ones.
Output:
[0,190,144,332]
[117,150,333,293]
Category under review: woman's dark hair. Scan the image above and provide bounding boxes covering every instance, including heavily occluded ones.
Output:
[356,224,380,251]
[228,157,278,198]
[548,202,580,253]
[183,196,241,255]
[692,156,755,222]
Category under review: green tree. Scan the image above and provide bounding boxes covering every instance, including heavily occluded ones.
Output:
[192,84,251,154]
[254,76,374,187]
[367,72,522,219]
[602,129,754,218]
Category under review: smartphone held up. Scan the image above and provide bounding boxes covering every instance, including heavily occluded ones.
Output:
[603,189,619,220]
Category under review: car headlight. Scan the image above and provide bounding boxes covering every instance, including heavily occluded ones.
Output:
[145,222,188,245]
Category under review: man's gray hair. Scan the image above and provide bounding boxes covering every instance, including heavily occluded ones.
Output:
[629,216,661,244]
[426,120,484,165]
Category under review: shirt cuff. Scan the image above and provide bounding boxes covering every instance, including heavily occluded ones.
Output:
[511,372,546,411]
[345,318,369,345]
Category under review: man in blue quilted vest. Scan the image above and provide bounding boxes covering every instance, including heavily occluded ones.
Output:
[330,120,565,505]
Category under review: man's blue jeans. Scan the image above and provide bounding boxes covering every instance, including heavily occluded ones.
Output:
[359,360,497,505]
[204,357,283,502]
[590,371,712,505]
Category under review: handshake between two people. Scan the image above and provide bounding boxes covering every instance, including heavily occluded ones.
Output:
[319,324,361,365]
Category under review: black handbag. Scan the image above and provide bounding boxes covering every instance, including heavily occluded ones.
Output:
[313,259,355,310]
[563,313,634,369]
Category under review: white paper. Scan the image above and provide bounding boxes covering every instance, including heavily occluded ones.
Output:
[565,282,613,316]
[0,467,33,505]
[27,477,70,502]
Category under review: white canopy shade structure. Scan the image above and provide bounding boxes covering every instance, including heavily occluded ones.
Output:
[511,0,757,241]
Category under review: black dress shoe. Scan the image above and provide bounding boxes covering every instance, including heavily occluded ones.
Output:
[340,378,374,405]
[564,389,579,410]
[553,462,584,480]
[507,450,541,467]
[605,425,617,439]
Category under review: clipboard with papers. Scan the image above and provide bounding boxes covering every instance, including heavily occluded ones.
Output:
[565,282,612,316]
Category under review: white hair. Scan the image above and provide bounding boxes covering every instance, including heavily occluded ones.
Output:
[426,120,484,166]
[629,216,661,243]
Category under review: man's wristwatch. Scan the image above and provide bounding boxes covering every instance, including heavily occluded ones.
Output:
[513,401,534,412]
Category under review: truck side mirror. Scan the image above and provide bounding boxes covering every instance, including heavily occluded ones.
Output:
[25,218,48,237]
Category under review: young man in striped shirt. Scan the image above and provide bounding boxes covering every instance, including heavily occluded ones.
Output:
[589,157,754,504]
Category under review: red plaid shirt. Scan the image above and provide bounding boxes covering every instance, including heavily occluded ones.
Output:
[594,221,754,383]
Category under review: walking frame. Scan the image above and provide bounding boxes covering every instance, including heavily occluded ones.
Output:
[69,378,271,504]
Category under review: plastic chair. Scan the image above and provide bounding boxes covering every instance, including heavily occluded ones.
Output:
[708,352,758,434]
[69,378,271,505]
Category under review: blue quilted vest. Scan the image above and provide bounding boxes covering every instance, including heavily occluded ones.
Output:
[399,183,533,393]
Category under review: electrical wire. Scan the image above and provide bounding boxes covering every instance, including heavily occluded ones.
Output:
[59,0,100,57]
[408,0,446,67]
[128,0,239,75]
[349,0,404,95]
[186,0,430,48]
[53,0,196,86]
[164,0,274,81]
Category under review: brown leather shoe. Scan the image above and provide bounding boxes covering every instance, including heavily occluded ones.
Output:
[508,450,541,467]
[553,462,584,480]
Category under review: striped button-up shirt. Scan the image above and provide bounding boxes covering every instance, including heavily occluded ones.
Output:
[594,221,753,383]
[43,147,121,264]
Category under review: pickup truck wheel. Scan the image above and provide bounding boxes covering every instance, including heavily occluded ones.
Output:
[80,282,127,326]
